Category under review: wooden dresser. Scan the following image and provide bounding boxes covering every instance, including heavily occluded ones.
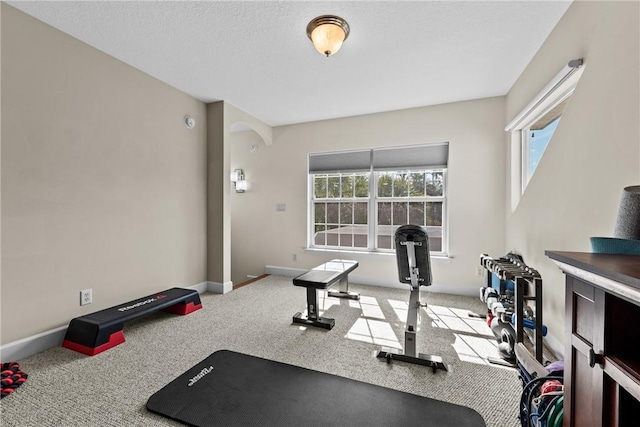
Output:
[546,251,640,426]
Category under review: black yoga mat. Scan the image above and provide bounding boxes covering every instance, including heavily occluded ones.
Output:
[147,350,486,427]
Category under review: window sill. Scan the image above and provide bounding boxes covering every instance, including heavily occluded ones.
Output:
[304,247,453,262]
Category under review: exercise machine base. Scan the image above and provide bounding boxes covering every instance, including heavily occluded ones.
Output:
[292,312,335,330]
[327,290,360,300]
[487,356,516,368]
[377,347,448,372]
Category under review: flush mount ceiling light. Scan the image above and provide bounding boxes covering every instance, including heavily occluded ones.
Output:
[306,15,350,57]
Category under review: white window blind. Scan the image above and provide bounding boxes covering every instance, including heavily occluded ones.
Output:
[308,150,371,173]
[372,143,448,171]
[308,143,449,174]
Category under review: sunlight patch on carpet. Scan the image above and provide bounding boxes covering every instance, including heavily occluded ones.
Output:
[341,295,502,366]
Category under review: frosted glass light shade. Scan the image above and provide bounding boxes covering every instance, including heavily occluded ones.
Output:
[311,24,345,56]
[307,15,350,57]
[235,180,248,192]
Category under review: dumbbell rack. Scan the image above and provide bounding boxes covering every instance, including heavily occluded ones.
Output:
[480,253,544,363]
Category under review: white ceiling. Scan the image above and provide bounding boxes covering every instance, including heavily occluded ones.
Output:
[7,1,572,127]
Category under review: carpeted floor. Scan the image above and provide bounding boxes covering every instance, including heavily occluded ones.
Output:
[0,275,523,426]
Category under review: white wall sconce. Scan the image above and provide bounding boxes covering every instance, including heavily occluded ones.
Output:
[231,169,248,193]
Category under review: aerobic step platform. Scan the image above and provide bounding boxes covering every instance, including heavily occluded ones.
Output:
[63,287,202,356]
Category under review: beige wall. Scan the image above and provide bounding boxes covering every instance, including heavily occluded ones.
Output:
[206,102,227,285]
[1,5,208,344]
[5,0,638,358]
[505,0,640,353]
[230,97,507,292]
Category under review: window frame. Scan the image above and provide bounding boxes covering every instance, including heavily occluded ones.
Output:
[310,172,371,250]
[308,166,448,256]
[373,169,447,254]
[520,90,572,191]
[506,59,584,208]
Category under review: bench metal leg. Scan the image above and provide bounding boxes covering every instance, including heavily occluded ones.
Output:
[292,288,335,330]
[327,274,360,300]
[306,287,319,320]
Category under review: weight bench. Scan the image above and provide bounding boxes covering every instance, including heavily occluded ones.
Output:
[292,259,359,330]
[62,287,202,356]
[377,225,447,372]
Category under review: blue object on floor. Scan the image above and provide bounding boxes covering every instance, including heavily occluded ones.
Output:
[491,272,515,292]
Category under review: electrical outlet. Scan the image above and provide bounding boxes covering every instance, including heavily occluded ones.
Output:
[475,266,484,277]
[292,253,297,262]
[80,289,92,306]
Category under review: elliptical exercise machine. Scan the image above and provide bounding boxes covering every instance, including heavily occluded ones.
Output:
[377,225,447,372]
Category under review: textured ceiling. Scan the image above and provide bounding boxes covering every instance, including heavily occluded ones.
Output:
[7,1,572,126]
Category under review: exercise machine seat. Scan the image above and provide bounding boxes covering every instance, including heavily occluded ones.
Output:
[395,224,432,288]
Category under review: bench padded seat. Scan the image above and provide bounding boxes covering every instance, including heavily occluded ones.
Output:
[293,260,358,289]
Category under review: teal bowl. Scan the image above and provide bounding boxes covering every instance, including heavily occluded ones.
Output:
[590,237,640,255]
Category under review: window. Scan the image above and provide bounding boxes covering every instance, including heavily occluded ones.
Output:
[309,143,448,255]
[312,172,370,248]
[375,170,445,252]
[525,116,560,179]
[506,59,584,197]
[521,95,569,188]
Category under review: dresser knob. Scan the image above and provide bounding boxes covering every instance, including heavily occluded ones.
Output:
[589,348,603,368]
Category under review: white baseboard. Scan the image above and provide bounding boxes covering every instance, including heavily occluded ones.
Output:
[187,281,234,294]
[0,326,68,363]
[543,332,564,360]
[188,281,210,294]
[207,281,233,294]
[265,265,307,277]
[0,281,212,362]
[265,265,479,297]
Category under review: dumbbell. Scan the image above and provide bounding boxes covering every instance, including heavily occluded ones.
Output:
[490,316,512,341]
[480,287,499,303]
